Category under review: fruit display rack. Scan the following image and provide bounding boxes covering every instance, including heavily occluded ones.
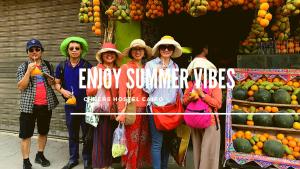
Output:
[225,69,300,169]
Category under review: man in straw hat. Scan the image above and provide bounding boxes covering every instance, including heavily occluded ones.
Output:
[143,35,183,169]
[17,38,58,169]
[54,37,92,169]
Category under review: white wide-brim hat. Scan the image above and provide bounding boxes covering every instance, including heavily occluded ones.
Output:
[122,39,152,58]
[96,42,122,62]
[187,58,217,74]
[152,35,182,58]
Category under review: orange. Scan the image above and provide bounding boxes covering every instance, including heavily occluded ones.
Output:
[248,90,254,96]
[236,131,244,138]
[92,25,96,32]
[94,17,100,22]
[294,147,300,152]
[271,107,279,113]
[95,29,101,36]
[282,138,289,145]
[259,0,268,3]
[245,131,252,140]
[296,109,300,113]
[94,12,100,17]
[261,77,267,81]
[93,5,100,12]
[291,100,299,105]
[289,140,297,148]
[293,82,300,88]
[277,133,285,140]
[273,77,280,82]
[293,152,300,158]
[257,79,263,83]
[93,0,100,6]
[233,105,239,110]
[258,10,267,18]
[253,145,259,151]
[287,136,294,141]
[247,121,254,126]
[260,135,267,142]
[259,19,269,27]
[287,155,295,160]
[287,81,293,86]
[251,85,259,91]
[255,149,263,155]
[265,106,272,112]
[263,133,269,139]
[95,22,101,28]
[265,13,272,21]
[257,141,264,149]
[260,2,269,10]
[291,95,297,100]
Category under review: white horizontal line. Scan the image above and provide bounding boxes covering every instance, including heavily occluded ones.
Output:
[71,113,300,115]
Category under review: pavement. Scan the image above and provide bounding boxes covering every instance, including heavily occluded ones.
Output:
[0,131,194,169]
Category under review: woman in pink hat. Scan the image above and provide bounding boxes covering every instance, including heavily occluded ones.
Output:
[116,39,152,169]
[86,42,121,169]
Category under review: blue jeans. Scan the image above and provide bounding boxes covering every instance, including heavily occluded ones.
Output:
[65,106,91,164]
[148,106,169,169]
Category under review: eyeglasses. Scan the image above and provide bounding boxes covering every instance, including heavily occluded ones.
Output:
[68,47,81,51]
[159,45,175,51]
[28,48,41,53]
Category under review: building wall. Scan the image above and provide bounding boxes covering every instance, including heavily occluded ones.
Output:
[0,0,100,137]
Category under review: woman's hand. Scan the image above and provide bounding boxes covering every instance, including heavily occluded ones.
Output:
[61,88,73,99]
[116,107,126,123]
[195,88,206,98]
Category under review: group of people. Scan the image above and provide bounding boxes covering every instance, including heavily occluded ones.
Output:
[17,35,222,169]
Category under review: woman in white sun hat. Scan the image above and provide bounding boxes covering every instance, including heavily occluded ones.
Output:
[116,39,152,169]
[143,35,183,169]
[86,42,122,169]
[183,58,222,169]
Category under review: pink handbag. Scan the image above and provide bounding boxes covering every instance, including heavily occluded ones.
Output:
[184,83,211,129]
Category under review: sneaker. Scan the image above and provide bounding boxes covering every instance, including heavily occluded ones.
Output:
[35,152,50,167]
[23,160,32,169]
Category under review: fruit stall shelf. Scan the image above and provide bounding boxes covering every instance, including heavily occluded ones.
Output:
[225,69,300,169]
[231,99,300,109]
[237,54,300,69]
[232,124,300,135]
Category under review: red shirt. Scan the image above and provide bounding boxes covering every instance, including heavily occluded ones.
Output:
[34,66,47,105]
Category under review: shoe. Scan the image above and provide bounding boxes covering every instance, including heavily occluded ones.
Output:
[83,160,92,169]
[61,161,79,169]
[35,153,50,167]
[23,160,32,169]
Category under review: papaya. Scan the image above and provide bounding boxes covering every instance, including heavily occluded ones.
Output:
[254,89,272,103]
[273,114,294,128]
[253,112,273,126]
[273,89,291,104]
[233,87,248,100]
[263,140,285,158]
[233,138,253,153]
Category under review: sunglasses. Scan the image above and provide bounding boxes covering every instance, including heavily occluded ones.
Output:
[28,48,41,53]
[159,45,175,51]
[68,47,81,51]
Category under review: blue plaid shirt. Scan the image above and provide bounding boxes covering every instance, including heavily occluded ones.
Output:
[17,60,59,113]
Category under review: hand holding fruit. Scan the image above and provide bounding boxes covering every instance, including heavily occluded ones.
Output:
[61,89,73,99]
[189,91,200,101]
[194,88,205,98]
[27,63,36,74]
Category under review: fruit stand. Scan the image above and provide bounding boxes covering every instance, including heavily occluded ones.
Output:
[225,69,300,169]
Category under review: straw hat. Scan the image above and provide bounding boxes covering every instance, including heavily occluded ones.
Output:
[122,39,152,58]
[152,35,182,58]
[96,42,122,62]
[60,36,88,58]
[187,58,217,74]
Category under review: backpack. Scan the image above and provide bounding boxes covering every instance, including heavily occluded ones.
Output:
[24,60,53,86]
[57,59,90,90]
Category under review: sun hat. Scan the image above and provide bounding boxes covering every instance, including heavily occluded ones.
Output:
[152,35,182,58]
[96,42,122,62]
[60,36,89,58]
[26,38,44,52]
[187,58,217,74]
[122,39,152,58]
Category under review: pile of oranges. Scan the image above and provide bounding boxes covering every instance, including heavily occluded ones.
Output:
[146,0,164,19]
[92,0,101,36]
[232,131,300,159]
[168,0,185,14]
[207,0,222,12]
[130,0,145,21]
[257,2,272,28]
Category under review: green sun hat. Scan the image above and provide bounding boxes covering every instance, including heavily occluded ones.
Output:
[60,36,89,58]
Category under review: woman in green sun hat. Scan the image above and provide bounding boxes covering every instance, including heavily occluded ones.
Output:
[55,36,93,169]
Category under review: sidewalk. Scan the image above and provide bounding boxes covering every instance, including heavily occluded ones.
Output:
[0,131,193,169]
